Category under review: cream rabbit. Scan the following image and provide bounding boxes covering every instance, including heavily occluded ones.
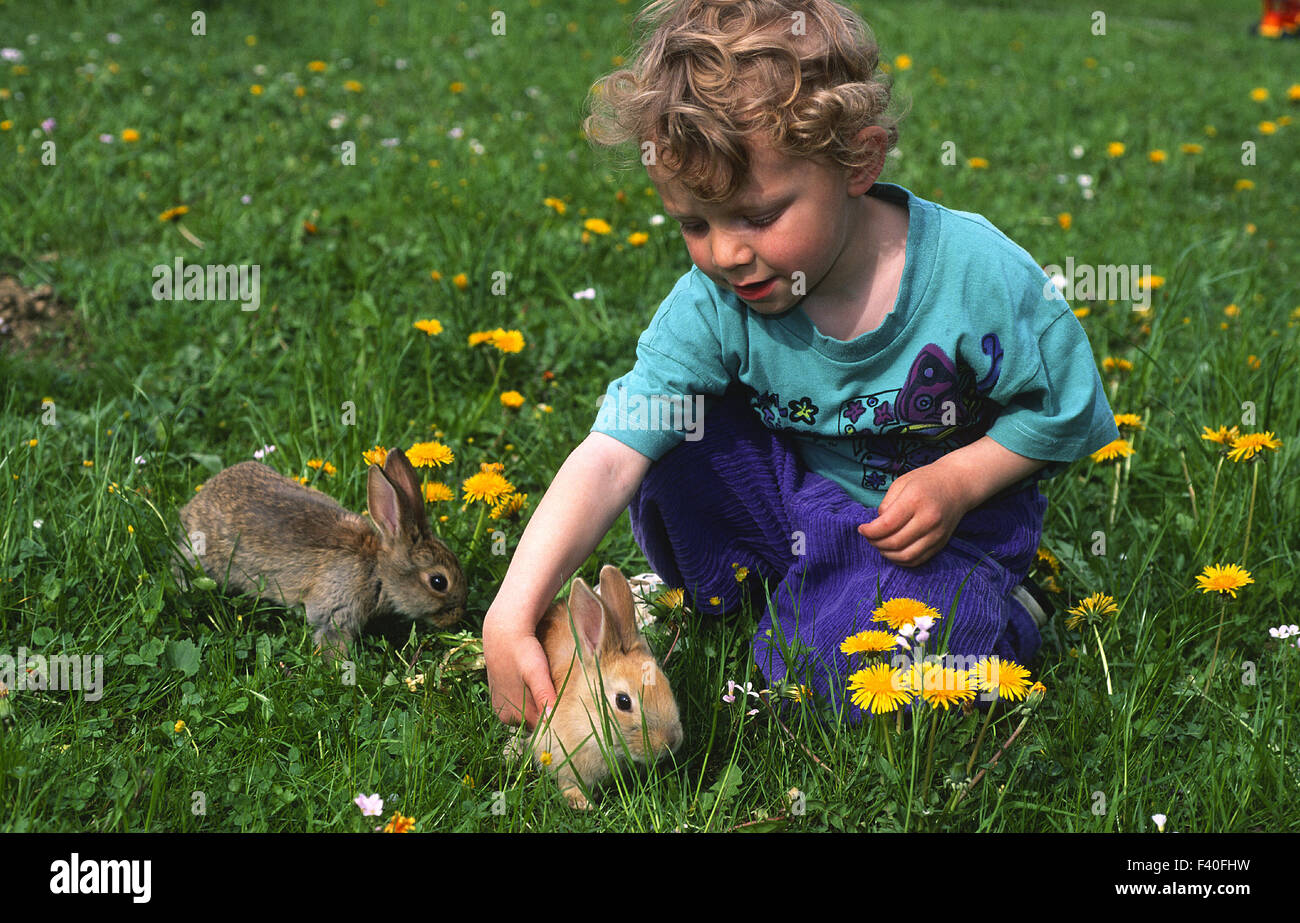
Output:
[517,564,683,809]
[177,447,466,652]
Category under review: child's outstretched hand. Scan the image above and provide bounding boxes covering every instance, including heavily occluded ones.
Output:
[483,620,556,730]
[856,463,975,568]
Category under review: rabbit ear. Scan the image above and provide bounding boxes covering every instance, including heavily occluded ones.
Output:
[367,462,403,539]
[597,564,638,653]
[566,578,606,660]
[370,448,428,539]
[383,448,426,516]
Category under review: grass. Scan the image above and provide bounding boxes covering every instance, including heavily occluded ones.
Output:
[1,0,1298,833]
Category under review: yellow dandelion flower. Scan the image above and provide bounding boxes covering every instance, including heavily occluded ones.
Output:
[539,751,552,766]
[362,445,388,467]
[490,329,525,353]
[584,218,612,234]
[453,272,469,290]
[423,482,454,502]
[1136,274,1164,290]
[413,318,443,336]
[1180,143,1203,154]
[323,462,336,476]
[0,120,11,131]
[1250,87,1269,102]
[1073,307,1090,319]
[872,597,942,630]
[1057,212,1072,230]
[656,587,685,609]
[500,390,525,409]
[543,197,567,215]
[1235,179,1255,191]
[967,157,989,168]
[1089,438,1133,463]
[430,270,443,281]
[1148,149,1166,163]
[734,566,749,582]
[82,459,94,467]
[121,128,140,142]
[1036,546,1061,575]
[893,54,912,70]
[449,81,465,93]
[1065,592,1119,630]
[627,231,649,246]
[840,630,898,656]
[974,657,1032,701]
[382,812,415,833]
[1247,355,1261,370]
[407,441,454,468]
[461,470,514,505]
[709,596,721,606]
[1289,84,1300,101]
[1224,303,1240,317]
[1227,431,1282,463]
[915,663,977,711]
[158,205,189,223]
[344,80,363,93]
[27,438,37,447]
[1113,413,1144,430]
[1259,121,1277,135]
[1107,141,1125,157]
[490,491,529,520]
[1101,357,1134,373]
[307,60,327,72]
[468,329,495,346]
[250,84,264,96]
[848,663,914,714]
[307,458,324,470]
[1194,563,1253,599]
[1200,425,1239,445]
[174,720,186,733]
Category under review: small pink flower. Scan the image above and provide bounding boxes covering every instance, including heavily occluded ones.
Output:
[354,793,383,816]
[41,117,56,134]
[98,133,114,143]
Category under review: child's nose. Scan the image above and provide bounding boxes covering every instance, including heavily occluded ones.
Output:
[709,230,753,271]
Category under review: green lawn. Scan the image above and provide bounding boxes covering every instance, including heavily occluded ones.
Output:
[1,0,1297,832]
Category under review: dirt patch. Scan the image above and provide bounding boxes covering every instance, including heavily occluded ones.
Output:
[0,273,88,366]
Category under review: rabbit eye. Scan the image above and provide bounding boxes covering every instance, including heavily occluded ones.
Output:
[615,692,632,712]
[428,573,448,592]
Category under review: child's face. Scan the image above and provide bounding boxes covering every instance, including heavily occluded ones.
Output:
[651,135,877,315]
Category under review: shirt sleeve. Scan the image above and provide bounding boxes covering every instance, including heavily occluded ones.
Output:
[983,303,1120,466]
[589,271,735,460]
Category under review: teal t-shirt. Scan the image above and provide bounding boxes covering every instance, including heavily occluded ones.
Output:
[590,182,1120,508]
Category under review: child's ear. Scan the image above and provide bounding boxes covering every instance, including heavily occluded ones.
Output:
[848,125,889,193]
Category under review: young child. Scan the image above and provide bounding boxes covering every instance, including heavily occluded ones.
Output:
[485,0,1118,728]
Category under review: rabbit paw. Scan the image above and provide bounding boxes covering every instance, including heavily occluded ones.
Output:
[561,786,591,811]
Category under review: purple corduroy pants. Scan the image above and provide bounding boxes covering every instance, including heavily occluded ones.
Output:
[628,385,1047,717]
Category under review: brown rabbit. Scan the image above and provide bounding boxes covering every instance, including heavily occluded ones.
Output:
[516,565,683,809]
[176,447,466,653]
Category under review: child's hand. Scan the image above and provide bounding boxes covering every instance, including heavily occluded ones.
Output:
[856,464,975,567]
[483,618,556,729]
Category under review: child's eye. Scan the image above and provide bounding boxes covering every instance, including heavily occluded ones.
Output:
[747,211,782,228]
[679,222,706,236]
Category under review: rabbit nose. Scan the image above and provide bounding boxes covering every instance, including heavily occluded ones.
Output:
[665,723,683,753]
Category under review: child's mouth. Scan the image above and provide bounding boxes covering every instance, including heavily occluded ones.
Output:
[733,277,778,300]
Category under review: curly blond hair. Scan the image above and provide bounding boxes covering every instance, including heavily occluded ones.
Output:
[584,0,902,203]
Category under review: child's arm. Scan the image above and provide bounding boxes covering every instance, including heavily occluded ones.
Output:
[858,436,1047,567]
[483,431,652,727]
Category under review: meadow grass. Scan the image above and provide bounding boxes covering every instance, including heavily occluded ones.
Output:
[0,0,1297,833]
